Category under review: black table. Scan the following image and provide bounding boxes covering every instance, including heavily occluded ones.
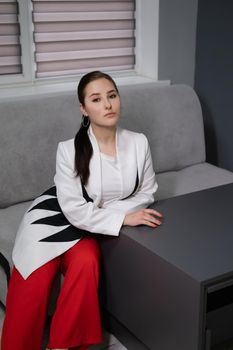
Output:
[100,183,233,350]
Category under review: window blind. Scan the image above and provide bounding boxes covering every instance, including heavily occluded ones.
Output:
[32,0,135,78]
[0,0,22,75]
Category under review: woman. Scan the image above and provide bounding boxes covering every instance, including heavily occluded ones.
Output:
[1,71,163,350]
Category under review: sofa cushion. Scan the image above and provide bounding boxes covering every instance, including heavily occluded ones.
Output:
[0,201,32,305]
[156,162,233,200]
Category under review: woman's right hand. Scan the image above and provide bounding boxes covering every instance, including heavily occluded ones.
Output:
[123,208,163,228]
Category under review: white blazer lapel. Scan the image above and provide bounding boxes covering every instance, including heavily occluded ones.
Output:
[87,126,102,205]
[117,128,138,199]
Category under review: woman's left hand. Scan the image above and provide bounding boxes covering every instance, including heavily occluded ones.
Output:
[123,208,163,228]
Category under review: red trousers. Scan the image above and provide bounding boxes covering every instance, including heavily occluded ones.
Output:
[1,238,102,350]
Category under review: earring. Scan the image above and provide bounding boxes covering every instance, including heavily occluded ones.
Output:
[82,115,90,128]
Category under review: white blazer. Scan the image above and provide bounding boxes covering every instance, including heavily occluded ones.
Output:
[13,126,158,279]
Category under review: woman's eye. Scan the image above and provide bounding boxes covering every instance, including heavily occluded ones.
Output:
[92,98,101,102]
[109,93,117,99]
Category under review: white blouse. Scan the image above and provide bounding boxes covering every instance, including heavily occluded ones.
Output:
[100,152,121,206]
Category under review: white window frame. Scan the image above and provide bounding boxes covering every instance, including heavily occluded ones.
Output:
[135,0,159,80]
[0,0,35,86]
[0,0,167,98]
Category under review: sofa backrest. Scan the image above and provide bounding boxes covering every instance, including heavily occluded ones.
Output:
[119,83,205,174]
[0,83,205,208]
[0,92,80,208]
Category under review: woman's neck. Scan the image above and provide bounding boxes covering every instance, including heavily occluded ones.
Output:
[91,124,117,157]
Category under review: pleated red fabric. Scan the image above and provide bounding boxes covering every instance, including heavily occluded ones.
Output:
[1,238,102,350]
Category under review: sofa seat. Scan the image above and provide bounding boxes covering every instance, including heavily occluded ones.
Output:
[0,201,32,305]
[156,162,233,200]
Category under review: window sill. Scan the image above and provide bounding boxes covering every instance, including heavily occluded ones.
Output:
[0,72,170,100]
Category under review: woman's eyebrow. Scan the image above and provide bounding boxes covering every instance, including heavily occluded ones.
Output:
[88,89,116,98]
[88,92,100,98]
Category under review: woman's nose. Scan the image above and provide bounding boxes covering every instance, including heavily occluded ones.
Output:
[105,98,112,109]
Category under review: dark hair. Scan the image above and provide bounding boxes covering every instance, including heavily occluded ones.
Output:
[74,71,119,185]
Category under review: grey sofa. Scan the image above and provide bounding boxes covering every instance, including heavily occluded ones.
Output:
[1,83,233,335]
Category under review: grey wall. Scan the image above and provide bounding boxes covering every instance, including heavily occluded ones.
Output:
[158,0,198,87]
[194,0,233,171]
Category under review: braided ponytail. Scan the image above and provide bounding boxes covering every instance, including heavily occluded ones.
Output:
[74,121,92,185]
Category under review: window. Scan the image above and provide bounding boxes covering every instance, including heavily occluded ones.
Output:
[0,0,22,75]
[33,0,135,78]
[0,0,135,80]
[0,0,160,95]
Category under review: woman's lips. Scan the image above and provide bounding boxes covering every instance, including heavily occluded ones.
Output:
[104,112,115,117]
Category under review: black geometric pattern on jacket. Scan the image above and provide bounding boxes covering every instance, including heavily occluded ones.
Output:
[0,252,11,286]
[0,252,11,308]
[28,185,92,243]
[28,172,138,243]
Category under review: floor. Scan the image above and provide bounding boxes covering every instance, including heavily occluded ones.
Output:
[0,306,126,350]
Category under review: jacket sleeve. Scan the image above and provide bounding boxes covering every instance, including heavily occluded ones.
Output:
[54,142,125,236]
[103,135,158,214]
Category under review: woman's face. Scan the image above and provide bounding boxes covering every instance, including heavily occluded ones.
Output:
[80,78,120,129]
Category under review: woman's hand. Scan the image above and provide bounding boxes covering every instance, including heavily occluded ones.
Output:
[123,208,163,228]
